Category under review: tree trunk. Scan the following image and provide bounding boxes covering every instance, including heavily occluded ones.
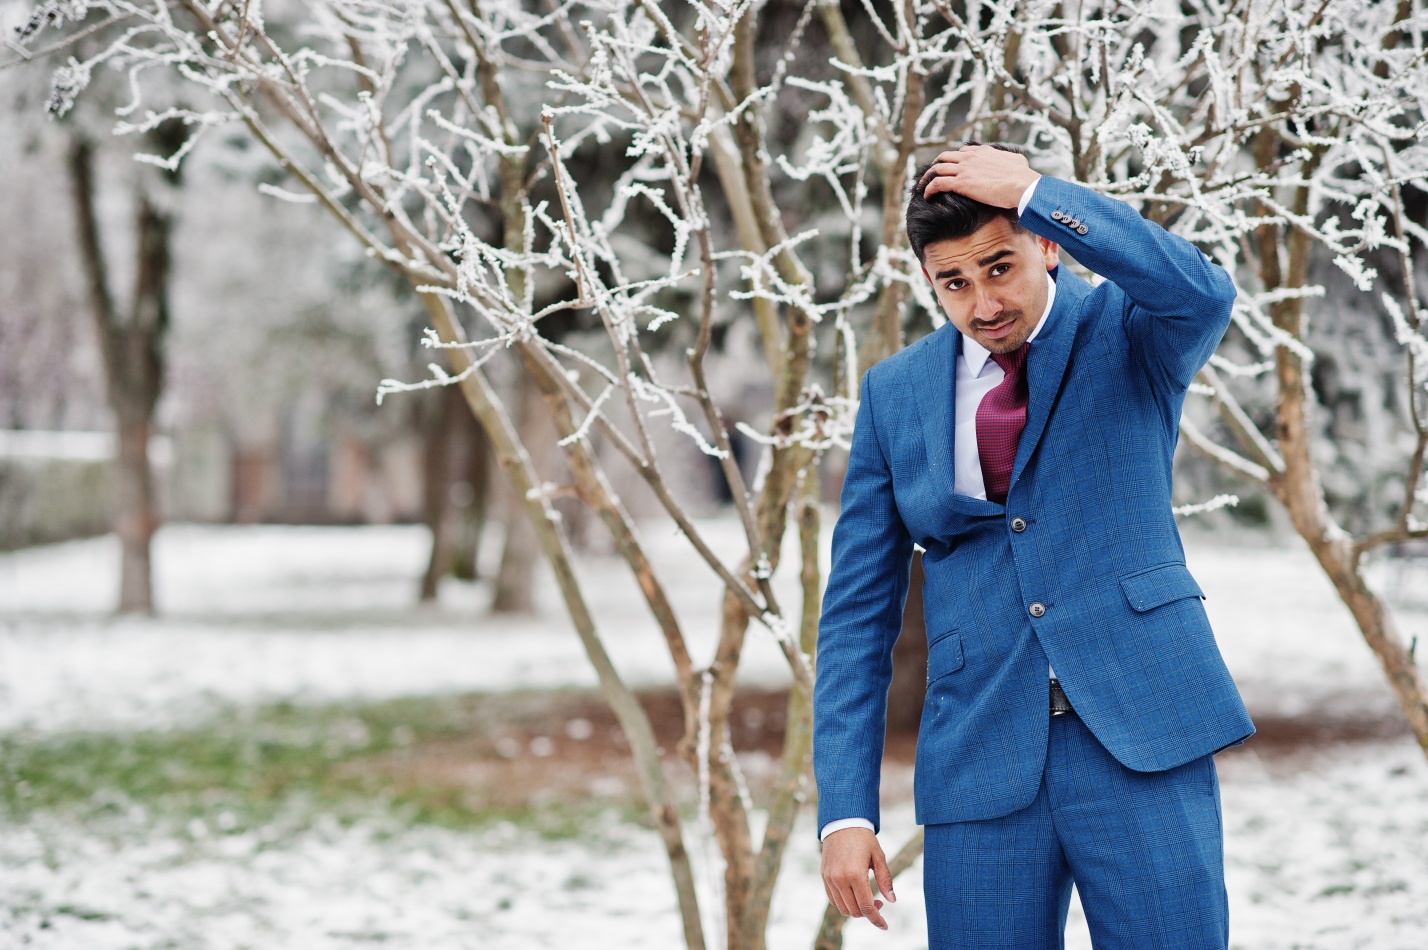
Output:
[1252,133,1428,758]
[740,470,822,945]
[493,492,539,611]
[419,388,455,601]
[411,289,706,949]
[492,373,542,613]
[450,412,490,581]
[114,415,157,612]
[1315,545,1428,754]
[886,552,927,734]
[67,131,180,614]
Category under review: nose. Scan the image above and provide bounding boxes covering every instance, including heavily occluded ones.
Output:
[974,289,1003,322]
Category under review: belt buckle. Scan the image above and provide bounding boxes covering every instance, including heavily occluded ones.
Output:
[1049,679,1074,717]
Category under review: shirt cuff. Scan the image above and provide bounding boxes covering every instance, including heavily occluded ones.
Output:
[1017,176,1042,217]
[820,817,876,841]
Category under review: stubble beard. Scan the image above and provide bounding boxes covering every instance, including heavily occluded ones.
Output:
[970,309,1033,354]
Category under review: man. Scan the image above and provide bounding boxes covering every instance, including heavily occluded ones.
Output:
[813,143,1254,949]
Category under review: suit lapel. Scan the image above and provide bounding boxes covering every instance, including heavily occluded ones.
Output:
[912,322,960,504]
[1009,267,1088,491]
[912,323,1004,516]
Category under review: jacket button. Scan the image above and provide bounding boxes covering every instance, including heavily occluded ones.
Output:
[1010,517,1027,533]
[1029,602,1046,618]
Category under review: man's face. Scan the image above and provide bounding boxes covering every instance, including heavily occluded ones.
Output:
[920,217,1060,353]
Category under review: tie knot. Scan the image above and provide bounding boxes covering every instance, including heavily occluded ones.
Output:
[990,342,1029,374]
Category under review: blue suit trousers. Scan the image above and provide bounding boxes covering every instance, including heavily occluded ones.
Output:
[923,712,1227,950]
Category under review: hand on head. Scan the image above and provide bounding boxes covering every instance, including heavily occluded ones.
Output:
[919,143,1041,210]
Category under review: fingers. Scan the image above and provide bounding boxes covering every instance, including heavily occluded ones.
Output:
[919,143,1028,203]
[834,882,857,918]
[921,151,977,198]
[872,844,897,905]
[918,151,965,194]
[922,171,964,199]
[854,875,888,930]
[832,882,857,918]
[822,855,853,917]
[832,877,885,929]
[820,831,893,931]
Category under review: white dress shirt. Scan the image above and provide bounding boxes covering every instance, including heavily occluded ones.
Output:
[953,271,1056,499]
[820,179,1049,843]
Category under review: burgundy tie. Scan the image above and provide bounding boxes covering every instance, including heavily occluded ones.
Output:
[976,343,1030,505]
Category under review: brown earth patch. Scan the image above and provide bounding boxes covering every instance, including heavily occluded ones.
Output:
[335,687,1411,815]
[1213,709,1412,774]
[339,688,800,814]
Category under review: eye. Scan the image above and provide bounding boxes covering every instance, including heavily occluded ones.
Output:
[990,263,1011,277]
[944,278,966,292]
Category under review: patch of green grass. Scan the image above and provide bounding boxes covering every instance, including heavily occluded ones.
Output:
[52,904,113,922]
[0,693,642,837]
[1316,883,1356,898]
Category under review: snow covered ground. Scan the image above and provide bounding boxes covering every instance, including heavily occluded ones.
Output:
[0,523,800,735]
[7,750,1425,950]
[1,521,1427,949]
[0,522,1419,736]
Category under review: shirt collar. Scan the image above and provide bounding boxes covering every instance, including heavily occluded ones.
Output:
[960,270,1057,377]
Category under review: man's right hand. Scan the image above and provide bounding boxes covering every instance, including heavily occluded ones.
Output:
[919,143,1040,209]
[821,827,897,930]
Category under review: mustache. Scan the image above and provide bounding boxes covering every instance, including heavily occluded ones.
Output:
[970,310,1024,330]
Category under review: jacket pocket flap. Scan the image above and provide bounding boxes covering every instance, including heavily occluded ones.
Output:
[1119,562,1204,612]
[928,623,961,648]
[927,626,964,683]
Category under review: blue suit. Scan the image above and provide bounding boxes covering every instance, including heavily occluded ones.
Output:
[812,177,1254,947]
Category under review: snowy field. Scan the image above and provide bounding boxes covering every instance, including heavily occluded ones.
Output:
[0,523,802,735]
[1,521,1427,949]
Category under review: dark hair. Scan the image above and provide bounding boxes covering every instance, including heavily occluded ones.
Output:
[906,142,1029,262]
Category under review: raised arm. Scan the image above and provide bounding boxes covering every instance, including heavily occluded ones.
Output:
[1020,175,1236,392]
[923,145,1236,393]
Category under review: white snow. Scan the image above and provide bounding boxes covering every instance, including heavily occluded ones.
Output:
[0,522,1420,735]
[0,430,174,465]
[0,522,799,735]
[1,521,1427,948]
[1189,541,1424,722]
[2,752,1425,950]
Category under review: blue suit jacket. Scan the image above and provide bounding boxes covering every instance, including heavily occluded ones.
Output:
[812,176,1255,831]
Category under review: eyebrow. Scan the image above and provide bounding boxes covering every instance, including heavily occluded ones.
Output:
[934,248,1015,281]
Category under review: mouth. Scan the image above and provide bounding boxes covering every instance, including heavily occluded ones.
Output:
[975,318,1018,340]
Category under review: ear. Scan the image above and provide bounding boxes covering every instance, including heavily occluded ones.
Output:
[1038,237,1060,271]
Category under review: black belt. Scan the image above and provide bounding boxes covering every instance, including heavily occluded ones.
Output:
[1050,679,1074,717]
